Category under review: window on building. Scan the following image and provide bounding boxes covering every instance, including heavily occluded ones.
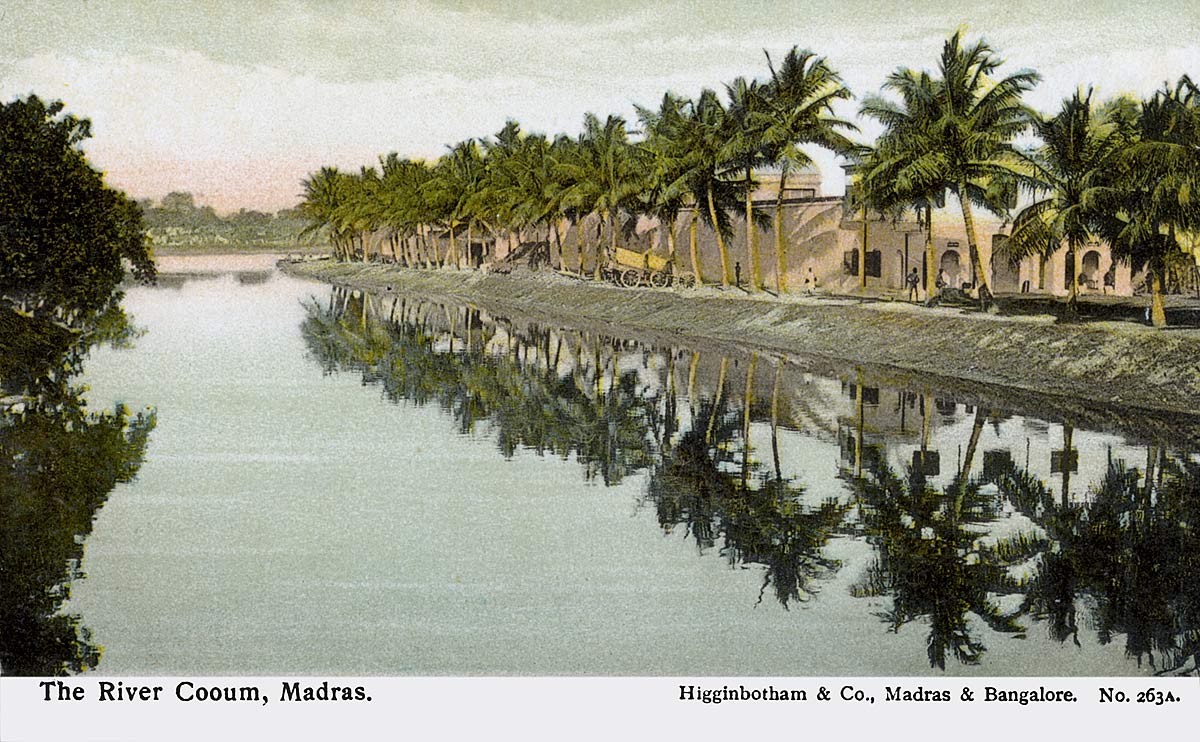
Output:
[843,249,882,277]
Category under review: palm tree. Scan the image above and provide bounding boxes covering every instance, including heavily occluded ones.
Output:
[1094,76,1200,327]
[468,120,527,259]
[379,154,434,267]
[666,90,741,287]
[1002,89,1132,312]
[723,76,770,291]
[299,166,353,261]
[637,93,696,281]
[860,69,945,304]
[557,114,641,280]
[863,31,1039,309]
[425,139,485,269]
[758,47,857,294]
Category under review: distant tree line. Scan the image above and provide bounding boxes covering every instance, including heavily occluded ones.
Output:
[140,192,324,249]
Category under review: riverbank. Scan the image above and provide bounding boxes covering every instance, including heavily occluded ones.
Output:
[281,260,1200,417]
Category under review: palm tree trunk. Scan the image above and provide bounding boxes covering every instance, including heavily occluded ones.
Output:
[741,351,758,490]
[594,211,607,281]
[466,223,474,269]
[924,205,937,306]
[1149,263,1167,328]
[553,220,564,271]
[958,186,993,308]
[1066,236,1078,312]
[775,168,788,294]
[706,185,732,287]
[706,356,728,445]
[609,210,618,272]
[575,217,585,275]
[689,211,703,285]
[746,167,760,291]
[859,201,868,289]
[663,216,677,278]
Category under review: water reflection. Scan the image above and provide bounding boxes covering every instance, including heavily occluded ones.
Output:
[0,307,155,675]
[303,286,1199,674]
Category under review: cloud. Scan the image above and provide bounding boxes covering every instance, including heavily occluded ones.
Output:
[1,1,1196,211]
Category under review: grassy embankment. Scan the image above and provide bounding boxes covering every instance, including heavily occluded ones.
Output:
[282,260,1200,418]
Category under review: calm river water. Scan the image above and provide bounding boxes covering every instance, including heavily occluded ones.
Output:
[30,256,1200,675]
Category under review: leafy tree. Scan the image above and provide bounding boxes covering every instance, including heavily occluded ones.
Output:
[0,95,155,325]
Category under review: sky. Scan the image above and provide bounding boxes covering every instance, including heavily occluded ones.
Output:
[2,0,1197,213]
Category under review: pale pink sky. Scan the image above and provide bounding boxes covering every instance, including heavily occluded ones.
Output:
[2,1,1196,214]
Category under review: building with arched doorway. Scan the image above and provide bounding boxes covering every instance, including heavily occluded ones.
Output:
[537,163,1136,298]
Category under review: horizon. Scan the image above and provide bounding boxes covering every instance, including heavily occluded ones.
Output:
[2,1,1197,214]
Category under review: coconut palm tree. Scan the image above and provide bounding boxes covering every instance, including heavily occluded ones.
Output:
[424,139,485,268]
[723,76,770,291]
[379,155,434,267]
[862,31,1039,309]
[860,70,946,304]
[758,47,858,294]
[556,113,642,280]
[666,90,742,287]
[1002,89,1133,312]
[544,134,581,271]
[299,166,353,261]
[637,92,696,281]
[1094,76,1200,327]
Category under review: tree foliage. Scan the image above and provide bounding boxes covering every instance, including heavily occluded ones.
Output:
[0,95,155,324]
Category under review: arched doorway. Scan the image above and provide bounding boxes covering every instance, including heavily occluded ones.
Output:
[1081,250,1101,289]
[939,250,962,288]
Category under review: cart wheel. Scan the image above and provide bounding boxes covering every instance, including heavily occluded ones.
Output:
[621,268,642,288]
[680,275,696,289]
[649,271,669,289]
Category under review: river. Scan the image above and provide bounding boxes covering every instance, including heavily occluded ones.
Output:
[28,255,1198,676]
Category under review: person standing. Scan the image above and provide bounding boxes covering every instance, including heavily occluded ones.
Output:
[905,267,920,302]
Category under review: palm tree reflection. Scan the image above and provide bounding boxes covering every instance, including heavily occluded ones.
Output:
[301,288,1199,674]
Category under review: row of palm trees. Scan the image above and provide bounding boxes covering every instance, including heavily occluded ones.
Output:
[299,45,855,293]
[300,32,1200,327]
[860,33,1200,325]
